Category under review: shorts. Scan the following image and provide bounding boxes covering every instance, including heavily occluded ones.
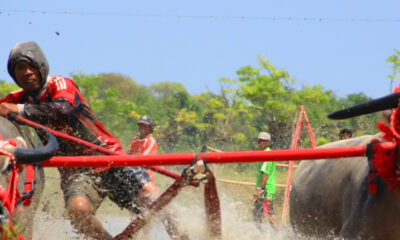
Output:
[252,198,275,221]
[63,167,151,213]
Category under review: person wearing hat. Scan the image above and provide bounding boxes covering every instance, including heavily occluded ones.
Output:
[0,41,189,240]
[129,115,157,155]
[129,115,157,182]
[252,131,280,231]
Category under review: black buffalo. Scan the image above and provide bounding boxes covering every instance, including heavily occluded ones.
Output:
[290,134,400,240]
[0,116,57,239]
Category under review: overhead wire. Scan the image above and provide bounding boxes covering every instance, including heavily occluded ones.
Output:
[0,8,399,23]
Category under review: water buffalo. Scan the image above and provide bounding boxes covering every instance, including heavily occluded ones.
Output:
[289,134,400,239]
[0,116,57,239]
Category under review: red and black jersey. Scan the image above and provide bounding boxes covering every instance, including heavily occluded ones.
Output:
[0,75,123,155]
[1,75,124,183]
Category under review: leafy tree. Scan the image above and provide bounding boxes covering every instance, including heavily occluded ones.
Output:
[0,81,19,98]
[70,73,102,107]
[148,82,198,152]
[387,49,400,93]
[224,57,327,148]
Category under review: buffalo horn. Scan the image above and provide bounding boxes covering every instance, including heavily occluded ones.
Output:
[15,128,58,164]
[327,92,400,120]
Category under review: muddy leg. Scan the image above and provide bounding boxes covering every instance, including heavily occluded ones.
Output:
[67,196,112,240]
[251,199,264,231]
[267,214,280,231]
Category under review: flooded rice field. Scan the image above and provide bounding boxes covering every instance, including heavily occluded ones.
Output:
[32,168,302,240]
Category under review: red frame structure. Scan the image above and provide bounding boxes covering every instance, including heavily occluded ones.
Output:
[5,114,396,239]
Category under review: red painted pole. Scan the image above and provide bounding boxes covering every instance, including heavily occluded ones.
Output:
[40,142,395,168]
[303,107,316,148]
[281,106,303,225]
[282,106,318,225]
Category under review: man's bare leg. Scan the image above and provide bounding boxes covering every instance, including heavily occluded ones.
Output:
[267,214,280,231]
[67,196,113,240]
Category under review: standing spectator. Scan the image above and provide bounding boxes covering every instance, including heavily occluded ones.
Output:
[252,131,280,231]
[129,115,157,181]
[129,115,157,155]
[128,115,158,240]
[339,128,352,140]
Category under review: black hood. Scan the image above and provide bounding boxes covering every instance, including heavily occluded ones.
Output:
[7,41,49,87]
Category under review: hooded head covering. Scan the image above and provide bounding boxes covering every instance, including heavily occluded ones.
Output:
[7,41,49,88]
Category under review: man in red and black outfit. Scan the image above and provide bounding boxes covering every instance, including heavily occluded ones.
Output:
[0,41,188,240]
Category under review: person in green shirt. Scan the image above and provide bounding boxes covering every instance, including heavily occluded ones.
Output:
[252,131,280,231]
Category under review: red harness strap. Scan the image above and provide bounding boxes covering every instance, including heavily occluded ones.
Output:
[21,164,35,206]
[0,138,25,240]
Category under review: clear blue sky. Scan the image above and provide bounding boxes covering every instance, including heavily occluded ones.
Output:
[1,1,399,99]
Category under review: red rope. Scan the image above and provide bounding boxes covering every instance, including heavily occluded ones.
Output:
[390,107,400,142]
[370,105,400,194]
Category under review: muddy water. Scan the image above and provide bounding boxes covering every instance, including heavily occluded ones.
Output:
[32,169,300,239]
[33,213,296,240]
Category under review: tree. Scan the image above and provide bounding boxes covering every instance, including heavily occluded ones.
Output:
[0,81,19,98]
[387,49,400,93]
[149,82,199,152]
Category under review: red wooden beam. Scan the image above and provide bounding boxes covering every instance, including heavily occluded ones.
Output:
[41,142,395,168]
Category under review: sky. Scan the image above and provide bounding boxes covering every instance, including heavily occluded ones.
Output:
[1,1,400,99]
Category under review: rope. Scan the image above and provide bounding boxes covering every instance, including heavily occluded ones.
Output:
[390,107,400,142]
[0,141,25,240]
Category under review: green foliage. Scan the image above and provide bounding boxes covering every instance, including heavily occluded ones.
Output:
[0,55,390,156]
[71,73,102,106]
[316,137,330,146]
[0,81,19,98]
[63,54,386,155]
[387,49,400,93]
